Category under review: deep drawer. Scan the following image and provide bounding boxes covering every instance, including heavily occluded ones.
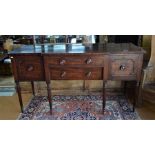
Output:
[12,55,44,81]
[49,67,103,80]
[109,54,142,80]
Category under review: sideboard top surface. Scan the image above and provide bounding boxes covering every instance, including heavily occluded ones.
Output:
[9,43,145,55]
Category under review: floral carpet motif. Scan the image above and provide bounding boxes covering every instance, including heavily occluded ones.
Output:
[18,95,141,120]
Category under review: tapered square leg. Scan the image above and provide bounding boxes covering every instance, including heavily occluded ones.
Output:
[133,81,140,112]
[46,81,52,114]
[31,81,35,96]
[15,81,23,113]
[102,81,106,114]
[83,80,86,91]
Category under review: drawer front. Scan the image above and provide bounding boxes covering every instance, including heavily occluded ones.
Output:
[109,54,142,80]
[46,55,104,66]
[13,55,44,81]
[49,67,103,80]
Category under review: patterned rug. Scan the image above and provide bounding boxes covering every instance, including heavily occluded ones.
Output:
[18,94,141,120]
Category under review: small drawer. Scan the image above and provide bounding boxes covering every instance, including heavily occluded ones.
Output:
[111,59,135,75]
[13,55,44,81]
[109,54,140,80]
[45,55,104,66]
[49,67,103,80]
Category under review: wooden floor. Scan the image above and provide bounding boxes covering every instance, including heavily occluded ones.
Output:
[0,93,32,120]
[0,92,155,120]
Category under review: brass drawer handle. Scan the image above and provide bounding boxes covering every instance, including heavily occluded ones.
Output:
[86,58,92,64]
[61,71,66,77]
[27,65,34,71]
[120,65,126,71]
[86,71,92,77]
[60,59,66,65]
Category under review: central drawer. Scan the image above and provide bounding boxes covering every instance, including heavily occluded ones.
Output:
[49,67,103,80]
[46,55,104,66]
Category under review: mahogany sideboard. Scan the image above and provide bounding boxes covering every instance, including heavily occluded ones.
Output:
[9,43,145,114]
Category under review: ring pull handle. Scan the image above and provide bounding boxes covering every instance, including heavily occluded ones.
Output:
[120,65,126,71]
[86,58,92,64]
[60,59,66,65]
[27,65,34,71]
[86,71,92,77]
[61,71,66,77]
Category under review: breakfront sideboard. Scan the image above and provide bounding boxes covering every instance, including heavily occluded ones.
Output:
[9,43,145,114]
